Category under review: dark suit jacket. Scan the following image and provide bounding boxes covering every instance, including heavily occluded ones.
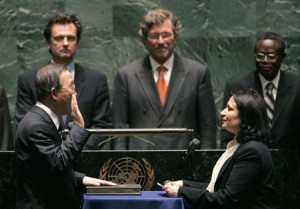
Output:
[15,106,90,209]
[112,54,216,150]
[178,140,276,209]
[222,71,300,152]
[0,85,13,150]
[15,63,112,149]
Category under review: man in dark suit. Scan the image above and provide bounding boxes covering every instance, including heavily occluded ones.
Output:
[112,8,216,150]
[15,64,116,209]
[0,85,13,150]
[14,12,112,149]
[222,32,300,153]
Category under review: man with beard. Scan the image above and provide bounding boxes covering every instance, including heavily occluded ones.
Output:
[112,8,216,150]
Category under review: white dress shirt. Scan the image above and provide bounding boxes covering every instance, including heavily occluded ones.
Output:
[206,138,240,192]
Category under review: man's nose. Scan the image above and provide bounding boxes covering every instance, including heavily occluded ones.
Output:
[157,35,165,44]
[63,37,69,45]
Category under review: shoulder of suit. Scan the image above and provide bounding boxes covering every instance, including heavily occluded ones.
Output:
[226,71,254,84]
[118,57,147,72]
[281,70,300,80]
[21,106,52,127]
[238,140,268,153]
[178,56,206,67]
[172,56,208,76]
[75,62,106,77]
[19,68,39,80]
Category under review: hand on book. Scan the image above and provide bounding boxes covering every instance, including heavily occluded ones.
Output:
[83,176,117,186]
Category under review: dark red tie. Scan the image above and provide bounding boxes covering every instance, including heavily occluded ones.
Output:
[156,66,167,105]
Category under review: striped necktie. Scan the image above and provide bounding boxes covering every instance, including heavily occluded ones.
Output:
[265,82,275,127]
[156,66,168,105]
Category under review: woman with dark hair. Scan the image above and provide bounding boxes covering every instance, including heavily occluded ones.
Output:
[162,89,276,209]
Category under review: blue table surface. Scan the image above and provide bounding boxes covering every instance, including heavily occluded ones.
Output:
[83,191,184,209]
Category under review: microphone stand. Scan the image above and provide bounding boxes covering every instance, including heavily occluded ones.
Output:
[187,152,194,179]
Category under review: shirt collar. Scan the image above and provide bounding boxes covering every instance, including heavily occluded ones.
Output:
[36,101,60,130]
[259,70,281,90]
[150,53,174,72]
[50,59,75,79]
[226,138,239,150]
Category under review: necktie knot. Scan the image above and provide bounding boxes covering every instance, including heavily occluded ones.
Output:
[266,82,275,91]
[266,82,275,101]
[158,66,166,74]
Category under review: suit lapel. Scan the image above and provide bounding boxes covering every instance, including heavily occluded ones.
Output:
[135,55,187,122]
[216,144,241,182]
[74,63,85,98]
[157,55,186,125]
[135,57,161,116]
[272,72,292,126]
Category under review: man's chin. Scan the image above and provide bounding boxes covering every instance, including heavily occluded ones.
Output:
[153,53,171,63]
[258,71,276,80]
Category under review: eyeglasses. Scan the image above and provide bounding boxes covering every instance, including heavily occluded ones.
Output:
[147,32,173,41]
[58,83,76,93]
[255,53,278,61]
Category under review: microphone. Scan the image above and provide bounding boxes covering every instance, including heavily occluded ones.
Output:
[182,138,200,162]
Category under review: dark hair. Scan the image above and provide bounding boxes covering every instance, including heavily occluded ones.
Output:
[35,63,66,101]
[232,89,269,144]
[138,8,182,40]
[44,12,82,43]
[255,31,286,57]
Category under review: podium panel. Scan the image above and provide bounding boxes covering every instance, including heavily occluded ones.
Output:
[0,150,299,209]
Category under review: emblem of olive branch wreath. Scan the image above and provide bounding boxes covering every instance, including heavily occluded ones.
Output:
[99,157,154,190]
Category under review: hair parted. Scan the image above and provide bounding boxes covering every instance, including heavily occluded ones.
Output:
[138,8,182,39]
[44,12,82,43]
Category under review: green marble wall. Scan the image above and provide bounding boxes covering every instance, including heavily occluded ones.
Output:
[1,0,300,146]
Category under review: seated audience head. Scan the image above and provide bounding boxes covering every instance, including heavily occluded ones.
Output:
[221,89,269,144]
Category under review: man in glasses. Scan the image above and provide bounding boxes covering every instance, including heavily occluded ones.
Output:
[14,13,112,149]
[112,8,216,150]
[15,64,116,209]
[222,32,300,153]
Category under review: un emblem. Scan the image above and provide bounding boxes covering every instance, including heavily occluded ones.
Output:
[99,157,154,190]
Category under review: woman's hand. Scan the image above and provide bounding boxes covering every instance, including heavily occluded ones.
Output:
[164,180,183,187]
[162,183,180,197]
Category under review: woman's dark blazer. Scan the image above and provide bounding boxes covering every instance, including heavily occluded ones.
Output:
[178,140,276,209]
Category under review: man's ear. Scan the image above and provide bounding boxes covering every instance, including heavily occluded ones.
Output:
[51,88,59,100]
